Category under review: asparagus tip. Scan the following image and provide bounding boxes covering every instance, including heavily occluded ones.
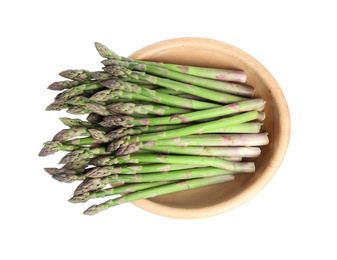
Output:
[68,194,89,204]
[83,204,104,216]
[43,168,58,175]
[38,142,61,157]
[74,178,105,196]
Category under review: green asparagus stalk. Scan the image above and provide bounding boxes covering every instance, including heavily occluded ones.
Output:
[106,102,192,116]
[114,133,268,155]
[92,81,221,110]
[69,181,176,203]
[83,174,235,215]
[103,60,253,97]
[85,164,206,178]
[139,146,261,157]
[98,99,264,127]
[75,167,238,195]
[109,111,259,152]
[96,42,247,83]
[84,122,262,141]
[64,125,188,145]
[103,67,247,104]
[90,154,255,173]
[137,133,269,147]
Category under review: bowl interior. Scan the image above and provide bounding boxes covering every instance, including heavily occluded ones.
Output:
[128,37,290,219]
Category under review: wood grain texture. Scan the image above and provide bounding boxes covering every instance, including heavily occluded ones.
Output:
[128,37,291,219]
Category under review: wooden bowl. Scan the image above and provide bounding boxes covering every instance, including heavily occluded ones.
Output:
[128,37,291,219]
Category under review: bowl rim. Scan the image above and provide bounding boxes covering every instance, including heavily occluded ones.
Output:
[128,37,291,219]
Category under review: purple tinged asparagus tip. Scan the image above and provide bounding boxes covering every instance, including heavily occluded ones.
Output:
[100,115,134,127]
[38,142,61,157]
[115,142,141,156]
[43,168,59,175]
[68,194,90,204]
[51,174,79,183]
[83,204,105,215]
[74,178,106,195]
[106,136,131,152]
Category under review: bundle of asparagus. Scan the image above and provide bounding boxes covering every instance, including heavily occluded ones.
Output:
[39,42,269,216]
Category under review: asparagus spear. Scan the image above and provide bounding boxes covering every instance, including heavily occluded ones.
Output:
[137,133,269,147]
[83,174,235,215]
[92,81,221,110]
[69,181,176,203]
[59,69,93,81]
[106,110,258,151]
[59,117,101,128]
[84,122,262,141]
[90,154,255,173]
[107,102,192,116]
[103,60,253,97]
[140,146,261,157]
[75,167,239,195]
[103,67,247,104]
[85,164,205,177]
[98,99,264,127]
[95,42,247,83]
[56,83,105,102]
[48,80,93,91]
[64,125,188,145]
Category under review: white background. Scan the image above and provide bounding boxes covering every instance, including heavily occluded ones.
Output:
[1,1,336,259]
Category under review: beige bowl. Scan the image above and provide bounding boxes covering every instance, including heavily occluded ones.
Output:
[128,37,291,219]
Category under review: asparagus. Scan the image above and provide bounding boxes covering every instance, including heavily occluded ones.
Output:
[96,42,247,83]
[56,83,105,102]
[59,117,101,128]
[42,111,260,160]
[38,142,81,157]
[92,81,221,110]
[59,69,93,81]
[137,133,269,147]
[69,181,176,203]
[103,68,247,104]
[51,133,266,162]
[87,113,104,123]
[62,159,91,170]
[48,80,93,91]
[52,173,87,183]
[44,167,90,175]
[109,111,259,152]
[65,132,267,151]
[75,167,238,195]
[64,125,188,145]
[103,60,253,97]
[58,147,109,164]
[85,164,206,178]
[85,122,262,141]
[90,154,255,173]
[83,174,235,215]
[139,146,261,157]
[98,99,264,127]
[107,102,192,116]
